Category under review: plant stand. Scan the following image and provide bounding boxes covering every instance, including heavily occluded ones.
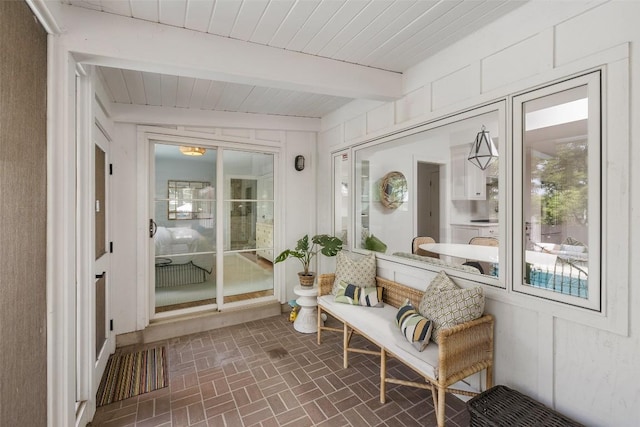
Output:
[293,285,319,333]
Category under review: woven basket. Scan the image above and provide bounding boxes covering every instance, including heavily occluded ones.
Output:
[298,272,316,287]
[467,385,583,427]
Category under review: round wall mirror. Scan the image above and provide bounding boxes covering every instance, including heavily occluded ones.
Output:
[379,171,407,209]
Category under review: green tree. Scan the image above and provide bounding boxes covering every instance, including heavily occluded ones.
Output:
[535,140,588,226]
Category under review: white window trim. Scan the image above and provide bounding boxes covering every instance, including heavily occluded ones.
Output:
[512,71,602,311]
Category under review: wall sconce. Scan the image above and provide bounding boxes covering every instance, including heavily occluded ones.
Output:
[179,146,206,156]
[294,155,305,171]
[468,125,498,170]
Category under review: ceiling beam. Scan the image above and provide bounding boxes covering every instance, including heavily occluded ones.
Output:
[110,104,320,133]
[49,4,403,102]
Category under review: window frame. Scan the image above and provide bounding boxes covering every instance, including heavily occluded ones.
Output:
[512,71,602,311]
[332,149,352,252]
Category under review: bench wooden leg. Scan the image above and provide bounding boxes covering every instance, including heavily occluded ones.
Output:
[317,306,322,345]
[380,349,387,404]
[437,386,446,427]
[430,383,438,411]
[343,323,349,369]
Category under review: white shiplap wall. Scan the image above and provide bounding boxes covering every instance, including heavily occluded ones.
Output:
[317,2,639,426]
[110,121,318,336]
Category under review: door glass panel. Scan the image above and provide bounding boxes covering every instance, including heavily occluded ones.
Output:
[153,143,216,312]
[223,150,274,300]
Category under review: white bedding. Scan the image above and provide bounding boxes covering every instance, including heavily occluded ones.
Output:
[155,226,214,272]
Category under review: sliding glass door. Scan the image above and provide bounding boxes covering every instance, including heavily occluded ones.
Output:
[151,142,274,313]
[153,143,217,312]
[223,150,274,302]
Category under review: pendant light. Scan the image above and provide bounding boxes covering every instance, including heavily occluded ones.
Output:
[468,125,498,170]
[179,146,206,156]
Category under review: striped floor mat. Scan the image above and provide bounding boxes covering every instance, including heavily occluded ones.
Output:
[96,346,168,407]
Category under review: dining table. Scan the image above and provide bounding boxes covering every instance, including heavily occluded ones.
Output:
[419,243,559,268]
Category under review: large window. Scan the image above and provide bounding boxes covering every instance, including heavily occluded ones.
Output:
[340,104,505,284]
[513,72,601,310]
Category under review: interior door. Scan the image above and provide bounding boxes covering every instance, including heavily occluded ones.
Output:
[417,162,441,242]
[93,125,114,393]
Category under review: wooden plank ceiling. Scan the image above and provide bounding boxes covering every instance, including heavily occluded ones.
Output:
[65,0,527,118]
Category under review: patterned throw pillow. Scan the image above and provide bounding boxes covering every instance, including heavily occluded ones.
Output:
[395,299,433,351]
[335,281,383,307]
[331,252,376,295]
[418,270,484,344]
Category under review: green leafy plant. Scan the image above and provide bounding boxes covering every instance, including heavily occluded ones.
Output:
[274,234,343,275]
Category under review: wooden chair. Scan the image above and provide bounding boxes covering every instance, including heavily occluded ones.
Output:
[411,236,439,259]
[467,236,499,275]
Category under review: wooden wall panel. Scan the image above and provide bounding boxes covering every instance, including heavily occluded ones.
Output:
[0,2,48,425]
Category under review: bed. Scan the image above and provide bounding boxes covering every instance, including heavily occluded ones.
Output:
[154,226,214,287]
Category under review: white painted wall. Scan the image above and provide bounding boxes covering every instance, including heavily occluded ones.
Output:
[110,122,316,334]
[318,2,639,425]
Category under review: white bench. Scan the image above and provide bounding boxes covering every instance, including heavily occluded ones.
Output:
[317,273,494,427]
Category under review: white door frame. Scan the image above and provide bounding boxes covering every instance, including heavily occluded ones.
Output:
[137,129,281,324]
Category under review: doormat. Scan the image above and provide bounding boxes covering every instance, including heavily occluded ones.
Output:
[96,346,168,407]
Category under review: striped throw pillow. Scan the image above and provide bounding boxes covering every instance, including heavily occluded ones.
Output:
[335,281,383,307]
[396,299,433,351]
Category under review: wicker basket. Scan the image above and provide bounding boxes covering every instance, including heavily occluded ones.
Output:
[298,272,316,287]
[467,385,583,427]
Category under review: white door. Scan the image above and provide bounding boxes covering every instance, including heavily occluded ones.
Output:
[75,75,116,423]
[92,125,115,393]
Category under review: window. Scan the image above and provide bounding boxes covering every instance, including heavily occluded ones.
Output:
[333,150,350,250]
[513,72,601,310]
[167,180,212,220]
[349,104,505,284]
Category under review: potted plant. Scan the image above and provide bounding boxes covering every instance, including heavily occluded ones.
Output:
[274,234,343,287]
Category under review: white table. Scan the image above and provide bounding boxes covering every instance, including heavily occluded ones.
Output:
[293,285,319,334]
[420,243,559,268]
[420,243,498,263]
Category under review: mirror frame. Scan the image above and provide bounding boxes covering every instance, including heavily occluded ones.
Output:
[379,171,407,210]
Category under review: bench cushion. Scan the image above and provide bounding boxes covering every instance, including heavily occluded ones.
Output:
[319,295,439,379]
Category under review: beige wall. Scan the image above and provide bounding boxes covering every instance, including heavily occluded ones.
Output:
[0,2,47,425]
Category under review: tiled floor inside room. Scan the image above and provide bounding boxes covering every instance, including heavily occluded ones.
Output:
[90,313,471,427]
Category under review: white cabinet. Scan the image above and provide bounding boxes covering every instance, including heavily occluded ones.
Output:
[451,224,499,244]
[451,144,486,200]
[256,222,273,262]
